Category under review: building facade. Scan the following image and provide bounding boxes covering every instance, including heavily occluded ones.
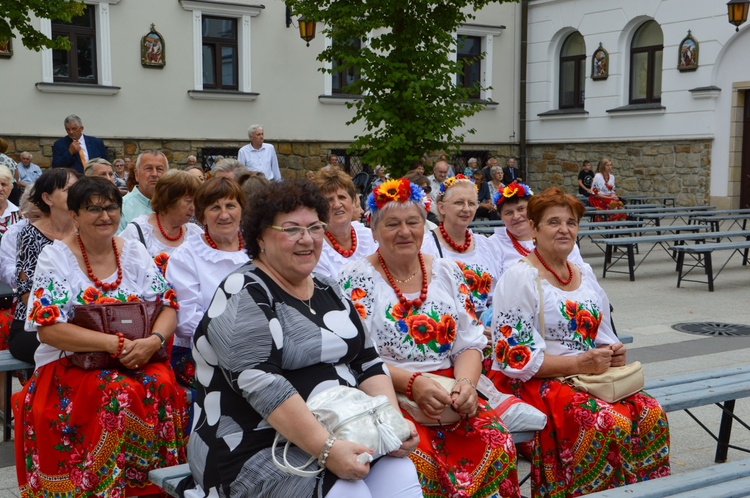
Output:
[0,0,521,176]
[524,0,750,208]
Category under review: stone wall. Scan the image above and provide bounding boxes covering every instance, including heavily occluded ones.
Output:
[0,135,519,177]
[525,139,712,206]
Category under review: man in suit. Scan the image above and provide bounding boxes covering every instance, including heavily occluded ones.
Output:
[52,115,109,174]
[502,157,523,183]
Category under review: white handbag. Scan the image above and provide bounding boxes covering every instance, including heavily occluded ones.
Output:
[271,386,411,477]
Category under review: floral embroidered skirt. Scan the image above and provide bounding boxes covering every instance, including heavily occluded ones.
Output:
[406,369,520,498]
[489,372,671,498]
[588,196,626,222]
[13,360,188,497]
[0,302,14,351]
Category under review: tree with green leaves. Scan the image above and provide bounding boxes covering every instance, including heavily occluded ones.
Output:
[0,0,85,51]
[288,0,512,175]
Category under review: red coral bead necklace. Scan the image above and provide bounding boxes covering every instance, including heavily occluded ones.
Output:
[156,213,183,242]
[78,235,123,292]
[377,249,428,310]
[533,248,573,286]
[325,226,357,257]
[205,230,243,251]
[439,222,472,253]
[508,231,531,257]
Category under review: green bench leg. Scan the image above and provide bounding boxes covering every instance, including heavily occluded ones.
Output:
[626,245,635,281]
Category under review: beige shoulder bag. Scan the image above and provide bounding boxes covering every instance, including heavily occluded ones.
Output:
[530,260,644,403]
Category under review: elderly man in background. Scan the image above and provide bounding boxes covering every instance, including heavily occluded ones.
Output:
[237,124,281,181]
[186,155,198,167]
[118,150,168,232]
[426,159,449,212]
[16,152,43,189]
[51,115,109,174]
[502,157,523,183]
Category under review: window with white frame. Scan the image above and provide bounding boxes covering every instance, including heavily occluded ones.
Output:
[629,20,663,104]
[331,37,362,95]
[37,0,120,95]
[559,32,585,109]
[179,0,264,101]
[454,25,504,103]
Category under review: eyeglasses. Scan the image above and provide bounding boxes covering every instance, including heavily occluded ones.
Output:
[269,223,327,240]
[83,204,120,215]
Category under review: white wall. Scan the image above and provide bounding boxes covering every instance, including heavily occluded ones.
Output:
[525,0,750,200]
[1,0,519,147]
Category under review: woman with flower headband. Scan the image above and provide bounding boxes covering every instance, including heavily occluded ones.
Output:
[312,167,377,280]
[422,174,500,337]
[340,178,520,498]
[13,176,187,497]
[488,187,670,497]
[488,182,583,280]
[166,177,249,388]
[589,158,626,221]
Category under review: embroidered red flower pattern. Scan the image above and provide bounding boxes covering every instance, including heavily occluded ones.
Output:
[406,315,438,344]
[506,345,531,370]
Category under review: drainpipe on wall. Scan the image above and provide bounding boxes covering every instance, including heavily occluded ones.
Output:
[519,0,529,179]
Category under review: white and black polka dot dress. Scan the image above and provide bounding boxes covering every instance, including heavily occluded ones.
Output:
[186,264,387,498]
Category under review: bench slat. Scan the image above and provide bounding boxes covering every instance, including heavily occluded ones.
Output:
[585,458,750,497]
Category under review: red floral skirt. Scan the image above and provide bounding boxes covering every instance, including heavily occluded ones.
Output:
[406,368,520,498]
[13,359,188,497]
[0,302,14,351]
[488,371,670,498]
[588,196,626,222]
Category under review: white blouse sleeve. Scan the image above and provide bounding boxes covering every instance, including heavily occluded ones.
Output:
[490,261,546,381]
[165,244,204,343]
[591,173,606,195]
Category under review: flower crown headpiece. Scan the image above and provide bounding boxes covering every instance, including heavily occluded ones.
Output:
[367,178,429,214]
[493,182,533,208]
[439,174,477,196]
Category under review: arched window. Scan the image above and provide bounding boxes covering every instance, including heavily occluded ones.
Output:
[630,21,663,104]
[559,32,585,109]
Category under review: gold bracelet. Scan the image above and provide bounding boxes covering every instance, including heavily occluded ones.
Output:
[455,377,476,389]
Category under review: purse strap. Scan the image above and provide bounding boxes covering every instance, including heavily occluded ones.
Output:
[521,257,545,338]
[271,433,321,477]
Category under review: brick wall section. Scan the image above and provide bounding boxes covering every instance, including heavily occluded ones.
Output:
[526,139,712,206]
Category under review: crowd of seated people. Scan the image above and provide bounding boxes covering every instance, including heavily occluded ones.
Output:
[0,150,670,498]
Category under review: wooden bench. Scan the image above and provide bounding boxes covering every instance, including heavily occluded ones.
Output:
[585,457,750,497]
[646,365,750,463]
[149,430,540,496]
[585,366,750,497]
[591,229,750,281]
[577,224,706,247]
[0,350,34,441]
[689,210,750,232]
[671,240,750,291]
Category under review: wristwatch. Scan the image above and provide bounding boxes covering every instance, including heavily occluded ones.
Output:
[151,332,166,348]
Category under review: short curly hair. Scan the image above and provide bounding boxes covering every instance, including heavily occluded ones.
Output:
[242,179,329,259]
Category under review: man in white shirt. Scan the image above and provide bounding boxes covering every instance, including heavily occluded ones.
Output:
[237,124,281,181]
[427,160,449,215]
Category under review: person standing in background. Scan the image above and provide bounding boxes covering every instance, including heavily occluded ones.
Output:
[237,124,281,181]
[51,115,109,174]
